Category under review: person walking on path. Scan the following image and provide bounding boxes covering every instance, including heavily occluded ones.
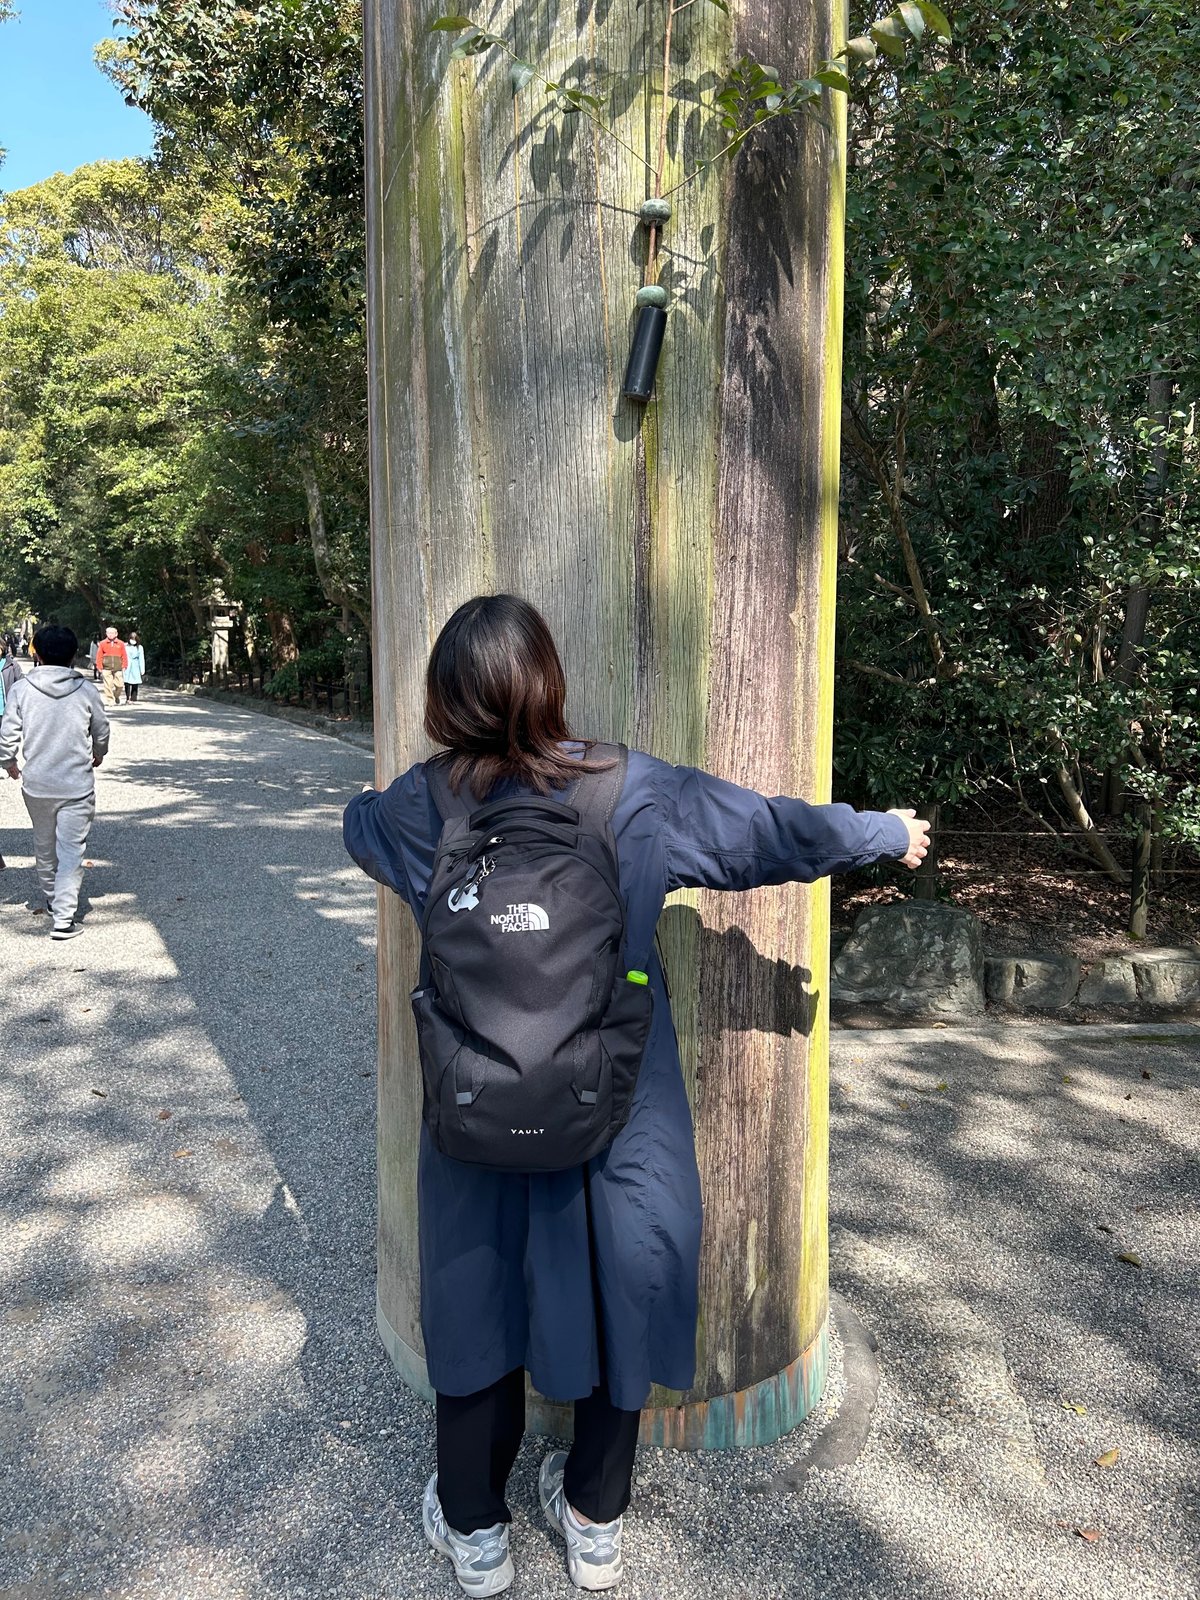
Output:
[123,633,146,703]
[96,628,128,707]
[0,645,20,710]
[342,595,930,1597]
[0,645,23,871]
[88,636,100,679]
[0,624,109,940]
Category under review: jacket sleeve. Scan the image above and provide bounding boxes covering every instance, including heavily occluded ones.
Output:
[0,684,21,764]
[648,758,911,893]
[89,690,111,759]
[343,763,438,907]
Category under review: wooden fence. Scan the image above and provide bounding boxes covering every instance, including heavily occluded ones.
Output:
[168,662,372,723]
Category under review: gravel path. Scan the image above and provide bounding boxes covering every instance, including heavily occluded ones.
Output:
[2,686,1198,1600]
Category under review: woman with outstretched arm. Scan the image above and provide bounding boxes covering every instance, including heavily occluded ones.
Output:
[343,595,928,1597]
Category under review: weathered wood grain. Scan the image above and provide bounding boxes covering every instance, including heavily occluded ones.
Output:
[364,0,847,1445]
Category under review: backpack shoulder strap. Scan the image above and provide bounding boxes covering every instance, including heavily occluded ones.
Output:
[427,745,627,831]
[424,754,473,822]
[569,742,628,836]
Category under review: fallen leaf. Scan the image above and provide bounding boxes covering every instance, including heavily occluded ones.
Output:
[1095,1448,1120,1468]
[1061,1400,1087,1415]
[897,1098,911,1110]
[932,1021,948,1029]
[81,1007,92,1013]
[1095,1223,1114,1234]
[1124,1093,1132,1100]
[1114,1250,1143,1268]
[1075,1527,1103,1542]
[158,1110,172,1120]
[1061,1074,1073,1083]
[1141,1069,1152,1080]
[935,1081,948,1092]
[90,1087,107,1098]
[173,1148,192,1158]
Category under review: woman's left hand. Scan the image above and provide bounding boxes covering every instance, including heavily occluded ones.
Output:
[887,808,931,869]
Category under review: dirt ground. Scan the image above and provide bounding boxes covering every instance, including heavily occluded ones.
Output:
[832,803,1200,961]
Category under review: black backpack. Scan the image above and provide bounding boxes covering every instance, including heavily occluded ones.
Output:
[412,743,653,1172]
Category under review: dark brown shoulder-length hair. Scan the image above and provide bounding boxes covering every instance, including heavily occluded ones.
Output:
[424,594,615,799]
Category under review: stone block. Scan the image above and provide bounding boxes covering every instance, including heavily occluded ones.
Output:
[985,954,1082,1009]
[831,901,985,1016]
[1131,949,1200,1006]
[1077,958,1138,1007]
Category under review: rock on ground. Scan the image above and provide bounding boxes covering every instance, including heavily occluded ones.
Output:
[986,953,1082,1008]
[831,901,986,1016]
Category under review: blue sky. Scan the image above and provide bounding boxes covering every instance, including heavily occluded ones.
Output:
[0,0,154,192]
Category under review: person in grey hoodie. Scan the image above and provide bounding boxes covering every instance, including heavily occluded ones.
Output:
[0,645,22,871]
[0,624,110,940]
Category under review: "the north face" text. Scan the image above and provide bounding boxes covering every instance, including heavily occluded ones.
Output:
[491,902,549,933]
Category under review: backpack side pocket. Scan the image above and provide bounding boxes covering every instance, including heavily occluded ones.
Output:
[411,985,465,1143]
[599,971,653,1139]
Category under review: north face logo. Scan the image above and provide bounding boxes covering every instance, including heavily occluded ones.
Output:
[490,903,549,933]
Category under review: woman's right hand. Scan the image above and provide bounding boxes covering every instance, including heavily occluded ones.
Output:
[887,808,931,869]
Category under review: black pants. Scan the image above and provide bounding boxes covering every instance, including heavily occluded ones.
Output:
[436,1368,640,1534]
[125,683,139,702]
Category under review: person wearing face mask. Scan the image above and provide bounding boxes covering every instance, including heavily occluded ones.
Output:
[123,633,146,703]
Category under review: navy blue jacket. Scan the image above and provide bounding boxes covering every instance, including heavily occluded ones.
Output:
[343,749,908,1409]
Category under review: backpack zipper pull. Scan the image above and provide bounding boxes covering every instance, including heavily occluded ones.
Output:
[459,836,501,893]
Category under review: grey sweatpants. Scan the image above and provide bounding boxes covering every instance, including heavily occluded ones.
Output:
[23,790,95,927]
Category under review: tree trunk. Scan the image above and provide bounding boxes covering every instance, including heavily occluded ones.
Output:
[299,452,373,635]
[1103,370,1173,815]
[264,604,298,666]
[912,802,940,900]
[365,0,848,1448]
[1129,802,1153,939]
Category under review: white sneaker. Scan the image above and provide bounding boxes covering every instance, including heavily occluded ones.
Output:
[422,1474,514,1596]
[539,1450,624,1591]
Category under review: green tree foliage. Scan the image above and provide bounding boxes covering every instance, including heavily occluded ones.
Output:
[0,159,339,674]
[0,162,228,648]
[837,0,1200,879]
[1,0,370,684]
[108,0,370,638]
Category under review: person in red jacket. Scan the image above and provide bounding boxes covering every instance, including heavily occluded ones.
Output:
[96,627,129,708]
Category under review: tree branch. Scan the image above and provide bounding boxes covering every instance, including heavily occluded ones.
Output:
[1056,761,1130,885]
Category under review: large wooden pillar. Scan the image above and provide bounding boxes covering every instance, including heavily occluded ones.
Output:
[365,0,847,1448]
